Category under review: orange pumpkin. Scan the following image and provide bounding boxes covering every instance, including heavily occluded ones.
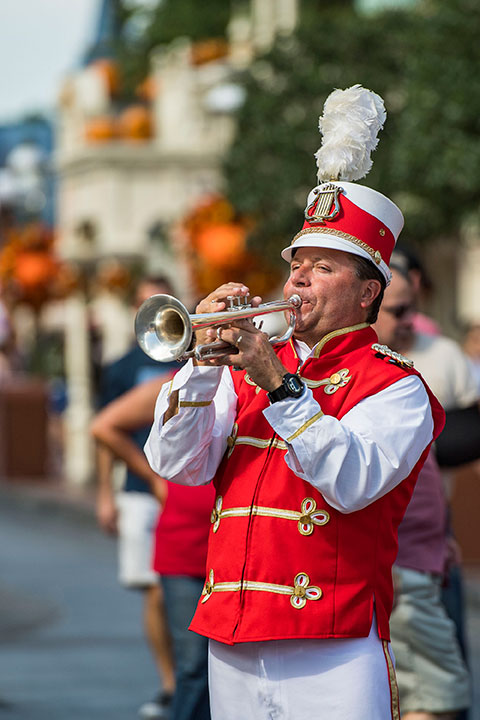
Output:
[84,115,118,143]
[191,39,229,66]
[118,105,153,141]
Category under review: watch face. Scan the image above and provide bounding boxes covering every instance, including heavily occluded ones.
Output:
[285,374,304,397]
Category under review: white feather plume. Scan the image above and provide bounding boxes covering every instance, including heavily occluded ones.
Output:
[314,84,386,182]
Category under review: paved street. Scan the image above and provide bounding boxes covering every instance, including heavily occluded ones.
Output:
[0,485,160,720]
[0,482,479,719]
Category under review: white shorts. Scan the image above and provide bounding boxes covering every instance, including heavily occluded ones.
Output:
[208,616,399,719]
[116,491,160,588]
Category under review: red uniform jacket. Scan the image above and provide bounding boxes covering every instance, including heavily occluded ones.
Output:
[189,325,445,644]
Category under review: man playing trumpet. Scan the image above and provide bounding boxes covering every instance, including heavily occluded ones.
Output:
[144,86,445,719]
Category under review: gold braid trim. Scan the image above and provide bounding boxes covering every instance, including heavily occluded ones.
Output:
[313,323,369,358]
[382,640,400,720]
[287,411,324,442]
[234,436,287,450]
[211,500,330,535]
[291,227,382,265]
[201,570,323,609]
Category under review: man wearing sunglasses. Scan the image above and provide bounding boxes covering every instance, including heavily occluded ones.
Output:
[374,264,474,719]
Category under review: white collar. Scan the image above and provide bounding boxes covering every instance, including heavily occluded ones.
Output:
[293,339,318,363]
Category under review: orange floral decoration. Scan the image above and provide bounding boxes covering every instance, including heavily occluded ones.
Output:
[0,222,61,309]
[95,260,132,295]
[182,195,281,299]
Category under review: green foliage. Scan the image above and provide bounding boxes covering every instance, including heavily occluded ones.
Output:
[116,0,230,99]
[390,0,480,240]
[140,0,230,45]
[224,0,480,265]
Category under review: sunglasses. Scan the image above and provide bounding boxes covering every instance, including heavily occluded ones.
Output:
[382,304,414,320]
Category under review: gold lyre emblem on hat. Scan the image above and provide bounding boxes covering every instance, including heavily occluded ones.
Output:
[304,183,343,224]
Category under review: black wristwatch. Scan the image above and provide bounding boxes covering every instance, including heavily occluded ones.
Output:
[267,373,305,403]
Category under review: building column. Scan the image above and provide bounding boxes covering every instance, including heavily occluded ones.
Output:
[458,226,480,326]
[277,0,298,35]
[63,292,93,485]
[251,0,276,53]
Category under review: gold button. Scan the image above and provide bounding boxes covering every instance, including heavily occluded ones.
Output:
[374,250,382,264]
[294,585,307,598]
[379,228,386,236]
[329,372,341,385]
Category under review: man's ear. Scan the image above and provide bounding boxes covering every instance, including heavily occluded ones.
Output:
[360,279,382,309]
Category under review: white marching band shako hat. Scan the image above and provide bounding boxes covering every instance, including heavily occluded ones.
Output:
[281,85,404,284]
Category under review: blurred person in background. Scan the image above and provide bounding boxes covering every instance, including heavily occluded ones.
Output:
[0,294,19,381]
[393,244,441,337]
[462,323,480,393]
[374,261,477,719]
[0,297,12,380]
[92,275,177,720]
[91,373,213,720]
[385,251,477,411]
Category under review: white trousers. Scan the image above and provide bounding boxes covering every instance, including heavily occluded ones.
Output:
[208,619,399,720]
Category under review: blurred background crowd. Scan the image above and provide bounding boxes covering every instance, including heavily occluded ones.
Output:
[0,0,479,717]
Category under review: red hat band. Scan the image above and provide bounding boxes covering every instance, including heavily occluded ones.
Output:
[297,190,395,268]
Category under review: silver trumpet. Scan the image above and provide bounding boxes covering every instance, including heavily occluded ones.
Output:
[135,293,302,362]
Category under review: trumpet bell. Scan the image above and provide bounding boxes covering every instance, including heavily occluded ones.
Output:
[134,294,192,362]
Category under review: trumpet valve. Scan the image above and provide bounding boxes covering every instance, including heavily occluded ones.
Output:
[227,295,250,311]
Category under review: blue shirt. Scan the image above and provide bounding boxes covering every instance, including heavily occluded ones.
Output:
[99,344,179,493]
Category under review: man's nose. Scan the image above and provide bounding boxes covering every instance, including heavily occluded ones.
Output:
[290,267,309,285]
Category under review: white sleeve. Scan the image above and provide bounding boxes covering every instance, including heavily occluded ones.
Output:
[263,375,434,513]
[144,360,237,486]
